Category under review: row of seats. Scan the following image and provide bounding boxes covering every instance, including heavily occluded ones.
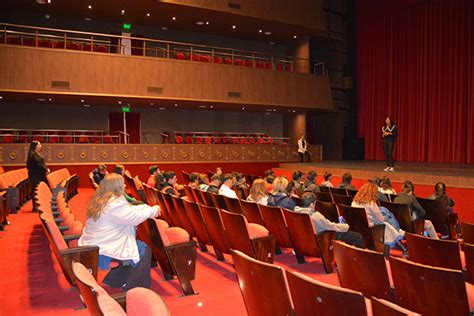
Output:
[46,168,79,201]
[1,36,108,52]
[174,135,288,145]
[174,52,292,72]
[0,134,117,144]
[0,168,30,216]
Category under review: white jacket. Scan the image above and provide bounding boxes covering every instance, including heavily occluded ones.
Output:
[79,195,159,263]
[293,206,349,233]
[219,184,238,199]
[297,139,307,154]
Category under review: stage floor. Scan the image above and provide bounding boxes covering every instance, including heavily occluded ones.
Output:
[279,161,474,189]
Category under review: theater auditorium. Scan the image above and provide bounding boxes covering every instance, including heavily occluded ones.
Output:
[1,0,473,315]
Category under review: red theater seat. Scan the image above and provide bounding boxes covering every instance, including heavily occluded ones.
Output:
[194,137,202,144]
[67,42,81,50]
[231,137,239,144]
[185,136,193,144]
[224,57,232,65]
[234,59,244,66]
[32,134,44,142]
[201,55,211,62]
[276,64,284,71]
[213,137,221,144]
[97,45,108,53]
[82,44,97,52]
[51,41,64,49]
[77,135,89,143]
[285,64,292,72]
[23,38,37,47]
[220,137,228,144]
[6,37,20,45]
[193,54,201,61]
[62,135,73,143]
[213,56,223,64]
[176,52,185,60]
[103,135,114,144]
[245,60,253,67]
[204,137,212,145]
[175,135,183,144]
[38,39,52,48]
[265,62,273,70]
[1,134,14,143]
[256,61,265,68]
[48,135,59,143]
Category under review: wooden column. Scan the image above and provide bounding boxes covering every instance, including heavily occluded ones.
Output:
[291,36,310,74]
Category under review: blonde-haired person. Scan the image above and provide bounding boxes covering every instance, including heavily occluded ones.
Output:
[246,179,269,205]
[79,173,160,291]
[267,176,296,210]
[351,181,404,247]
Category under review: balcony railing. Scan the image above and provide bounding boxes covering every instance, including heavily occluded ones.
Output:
[0,23,327,75]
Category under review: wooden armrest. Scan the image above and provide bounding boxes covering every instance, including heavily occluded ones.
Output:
[111,292,127,311]
[370,224,386,253]
[63,234,81,242]
[61,245,99,280]
[413,219,425,235]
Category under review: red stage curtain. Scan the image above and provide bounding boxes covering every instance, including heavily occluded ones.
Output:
[108,112,141,143]
[356,0,474,163]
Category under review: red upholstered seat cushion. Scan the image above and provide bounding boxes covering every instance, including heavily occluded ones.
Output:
[97,294,127,316]
[213,56,223,64]
[166,227,190,245]
[176,52,185,60]
[247,223,269,239]
[175,135,183,144]
[126,287,170,316]
[224,58,232,65]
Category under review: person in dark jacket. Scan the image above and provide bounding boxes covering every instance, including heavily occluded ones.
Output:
[428,182,455,211]
[207,175,221,194]
[394,181,438,239]
[27,141,49,211]
[382,116,398,172]
[267,176,296,210]
[338,173,356,191]
[89,164,108,188]
[303,170,321,193]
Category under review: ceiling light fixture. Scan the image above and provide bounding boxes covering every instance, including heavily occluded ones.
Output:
[232,25,236,29]
[121,9,125,15]
[293,35,297,39]
[269,41,275,45]
[83,104,91,108]
[118,101,122,104]
[48,98,52,101]
[88,5,92,9]
[146,13,151,17]
[150,102,154,105]
[210,105,213,109]
[174,103,178,107]
[159,107,165,110]
[258,29,262,33]
[84,17,91,21]
[37,98,46,102]
[81,99,85,103]
[264,31,271,35]
[196,21,204,26]
[242,107,245,110]
[161,27,168,30]
[0,96,3,100]
[172,16,176,21]
[205,21,209,25]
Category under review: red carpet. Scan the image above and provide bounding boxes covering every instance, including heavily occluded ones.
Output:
[1,189,345,315]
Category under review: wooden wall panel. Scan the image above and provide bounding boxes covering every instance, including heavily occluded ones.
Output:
[0,46,333,110]
[0,144,323,166]
[161,0,325,31]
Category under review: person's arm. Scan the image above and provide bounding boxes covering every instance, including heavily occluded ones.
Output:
[412,197,426,218]
[313,212,349,233]
[108,197,160,226]
[371,203,385,223]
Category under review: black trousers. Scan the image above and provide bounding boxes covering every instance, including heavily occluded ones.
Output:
[383,139,395,167]
[299,152,311,163]
[336,231,366,249]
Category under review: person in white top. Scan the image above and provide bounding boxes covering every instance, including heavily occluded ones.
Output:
[79,173,160,291]
[219,174,238,199]
[246,179,269,205]
[297,134,311,163]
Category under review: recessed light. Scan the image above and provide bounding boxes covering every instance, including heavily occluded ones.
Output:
[273,109,276,111]
[48,98,52,101]
[146,13,151,17]
[47,0,51,3]
[293,35,297,39]
[174,103,178,107]
[172,16,176,21]
[232,25,236,29]
[210,105,213,109]
[242,107,245,110]
[0,96,3,99]
[121,9,125,15]
[118,101,122,104]
[150,102,154,106]
[269,42,275,45]
[159,107,165,110]
[258,29,262,33]
[37,98,47,102]
[81,99,85,103]
[198,105,206,108]
[196,21,204,26]
[45,14,50,19]
[266,109,273,112]
[88,5,92,9]
[264,31,271,35]
[161,27,168,30]
[83,104,91,108]
[205,21,209,25]
[292,110,296,113]
[84,17,91,21]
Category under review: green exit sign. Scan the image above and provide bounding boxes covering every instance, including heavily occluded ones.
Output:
[122,23,132,31]
[121,106,131,113]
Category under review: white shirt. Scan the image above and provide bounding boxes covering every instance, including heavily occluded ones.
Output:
[79,195,159,263]
[219,184,238,199]
[297,139,307,154]
[294,207,349,233]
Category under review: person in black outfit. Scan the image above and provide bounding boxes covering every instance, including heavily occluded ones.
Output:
[89,164,107,188]
[26,141,49,212]
[382,116,398,172]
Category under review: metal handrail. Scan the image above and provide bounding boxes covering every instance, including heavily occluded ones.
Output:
[0,22,325,74]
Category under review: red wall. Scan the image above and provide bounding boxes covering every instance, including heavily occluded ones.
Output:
[274,168,474,223]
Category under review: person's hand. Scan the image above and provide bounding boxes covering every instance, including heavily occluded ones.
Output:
[47,168,51,173]
[152,205,161,217]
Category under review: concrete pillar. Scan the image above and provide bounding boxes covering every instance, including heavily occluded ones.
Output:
[291,36,310,74]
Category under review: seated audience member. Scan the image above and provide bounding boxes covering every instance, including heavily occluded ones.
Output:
[78,173,160,291]
[321,172,334,188]
[219,174,238,199]
[372,177,389,202]
[161,171,179,196]
[428,182,455,211]
[379,177,397,195]
[234,173,250,190]
[215,166,224,182]
[294,192,365,248]
[338,172,356,191]
[265,175,275,193]
[351,181,405,247]
[286,170,304,197]
[246,179,269,205]
[394,181,439,239]
[267,176,296,210]
[188,172,200,189]
[146,165,160,188]
[264,169,275,178]
[89,164,108,188]
[207,175,221,194]
[197,174,209,191]
[303,170,321,193]
[113,165,141,205]
[154,172,165,190]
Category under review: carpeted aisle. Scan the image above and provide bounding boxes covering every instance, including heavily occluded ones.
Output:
[0,189,342,315]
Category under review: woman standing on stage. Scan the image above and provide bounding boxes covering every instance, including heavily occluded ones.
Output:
[382,117,398,172]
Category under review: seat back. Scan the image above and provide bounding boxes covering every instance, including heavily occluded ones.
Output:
[333,240,392,301]
[170,195,195,236]
[380,201,420,234]
[320,186,330,193]
[198,204,230,255]
[370,297,421,316]
[223,195,242,214]
[239,199,265,226]
[282,209,320,257]
[154,190,173,224]
[461,222,474,244]
[314,201,339,223]
[463,242,474,284]
[286,270,367,316]
[315,192,333,203]
[329,187,348,196]
[182,199,212,245]
[220,209,254,257]
[331,194,353,206]
[142,184,158,206]
[417,197,449,235]
[405,233,462,270]
[258,204,293,248]
[338,204,382,251]
[210,193,227,209]
[183,186,196,203]
[230,250,294,316]
[126,287,170,316]
[161,193,183,227]
[181,171,190,182]
[389,256,469,315]
[199,189,215,206]
[191,187,205,205]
